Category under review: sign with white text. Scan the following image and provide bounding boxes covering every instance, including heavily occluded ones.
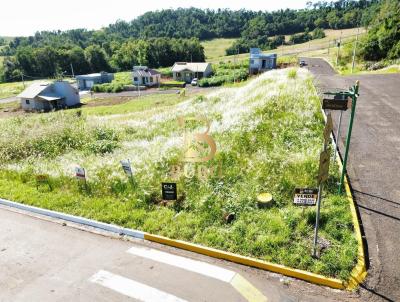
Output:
[162,183,177,200]
[293,188,318,206]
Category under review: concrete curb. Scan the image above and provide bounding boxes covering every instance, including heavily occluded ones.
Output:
[0,196,345,289]
[319,102,368,290]
[336,157,368,290]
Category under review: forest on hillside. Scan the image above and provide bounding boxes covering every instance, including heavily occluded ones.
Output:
[0,0,397,82]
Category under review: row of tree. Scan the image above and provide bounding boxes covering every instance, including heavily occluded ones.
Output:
[0,0,397,82]
[360,0,400,60]
[0,38,205,82]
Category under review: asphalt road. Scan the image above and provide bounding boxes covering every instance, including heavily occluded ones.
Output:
[0,204,364,302]
[303,57,400,302]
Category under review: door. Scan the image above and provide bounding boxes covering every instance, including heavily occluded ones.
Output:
[262,60,266,69]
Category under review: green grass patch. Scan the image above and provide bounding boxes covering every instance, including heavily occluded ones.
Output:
[0,81,28,99]
[0,69,358,280]
[202,38,237,60]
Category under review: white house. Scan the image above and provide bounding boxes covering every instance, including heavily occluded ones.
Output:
[171,62,212,83]
[18,81,80,111]
[75,72,114,90]
[132,66,161,87]
[249,48,277,74]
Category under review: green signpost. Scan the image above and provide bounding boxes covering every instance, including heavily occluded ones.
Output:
[323,81,360,194]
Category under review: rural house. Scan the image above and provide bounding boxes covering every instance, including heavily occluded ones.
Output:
[132,66,161,87]
[75,72,114,90]
[18,81,80,111]
[171,62,212,83]
[249,48,277,74]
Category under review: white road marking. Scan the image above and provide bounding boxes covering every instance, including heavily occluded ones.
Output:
[89,270,187,302]
[127,246,236,283]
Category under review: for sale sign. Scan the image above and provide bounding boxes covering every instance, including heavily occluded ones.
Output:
[293,188,318,206]
[162,182,177,200]
[75,167,86,181]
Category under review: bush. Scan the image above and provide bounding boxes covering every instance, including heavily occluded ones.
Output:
[92,83,124,93]
[199,62,249,87]
[312,28,326,39]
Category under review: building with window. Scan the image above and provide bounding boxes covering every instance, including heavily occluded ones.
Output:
[18,81,80,111]
[132,66,161,87]
[249,48,277,74]
[75,72,114,90]
[171,62,212,83]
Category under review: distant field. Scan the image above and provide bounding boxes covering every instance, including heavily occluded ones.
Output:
[208,28,366,64]
[201,38,236,60]
[0,81,28,99]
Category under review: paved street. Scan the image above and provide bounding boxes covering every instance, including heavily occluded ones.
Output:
[0,205,362,302]
[304,57,400,302]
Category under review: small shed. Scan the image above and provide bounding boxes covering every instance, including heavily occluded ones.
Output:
[172,62,212,83]
[249,48,277,74]
[18,81,80,111]
[75,72,114,90]
[132,66,161,87]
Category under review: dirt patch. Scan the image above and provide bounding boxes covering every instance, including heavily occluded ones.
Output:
[82,96,133,107]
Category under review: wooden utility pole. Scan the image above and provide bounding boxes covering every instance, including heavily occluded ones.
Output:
[351,28,360,74]
[336,31,342,66]
[70,63,75,78]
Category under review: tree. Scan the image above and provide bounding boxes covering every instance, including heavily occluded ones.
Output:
[84,45,111,72]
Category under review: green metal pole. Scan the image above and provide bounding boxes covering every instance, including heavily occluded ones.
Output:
[339,81,359,193]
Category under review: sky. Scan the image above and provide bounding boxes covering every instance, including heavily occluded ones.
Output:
[0,0,313,37]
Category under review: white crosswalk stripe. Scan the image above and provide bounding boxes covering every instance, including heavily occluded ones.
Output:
[89,270,188,302]
[127,246,236,283]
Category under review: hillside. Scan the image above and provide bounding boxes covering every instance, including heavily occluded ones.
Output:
[0,69,358,279]
[0,0,380,82]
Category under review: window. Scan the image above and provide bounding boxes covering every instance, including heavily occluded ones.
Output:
[150,77,153,83]
[134,77,138,81]
[25,99,30,105]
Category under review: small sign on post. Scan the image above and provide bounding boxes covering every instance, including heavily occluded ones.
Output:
[75,167,86,181]
[36,174,52,191]
[162,183,177,201]
[75,167,88,191]
[120,159,133,177]
[322,98,351,111]
[293,188,318,206]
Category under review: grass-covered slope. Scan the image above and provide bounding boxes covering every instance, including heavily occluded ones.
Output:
[0,68,357,279]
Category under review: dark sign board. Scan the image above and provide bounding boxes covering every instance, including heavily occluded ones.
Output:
[293,188,318,206]
[322,98,350,111]
[162,182,177,200]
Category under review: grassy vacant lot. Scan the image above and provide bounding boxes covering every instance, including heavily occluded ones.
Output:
[0,81,29,99]
[0,69,357,280]
[202,38,237,60]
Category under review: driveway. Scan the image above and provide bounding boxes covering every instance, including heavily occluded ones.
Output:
[304,57,400,302]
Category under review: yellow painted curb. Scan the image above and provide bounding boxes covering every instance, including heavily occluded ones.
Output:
[144,233,345,289]
[336,156,368,290]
